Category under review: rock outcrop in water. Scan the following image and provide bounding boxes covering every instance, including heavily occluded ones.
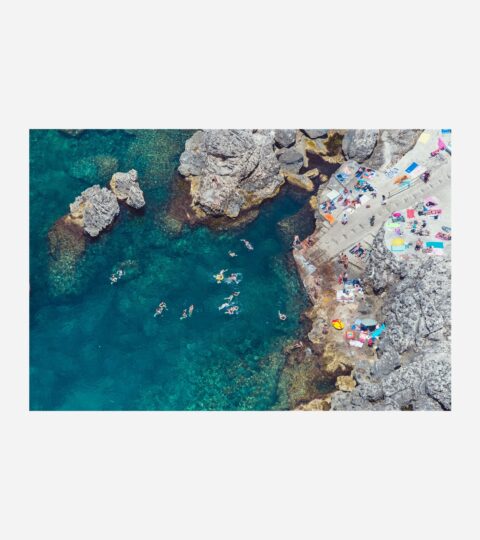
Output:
[109,169,145,209]
[331,229,451,411]
[342,129,379,162]
[178,129,284,218]
[69,185,120,237]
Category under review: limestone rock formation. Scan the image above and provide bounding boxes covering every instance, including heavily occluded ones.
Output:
[109,169,145,209]
[365,129,422,171]
[274,129,297,148]
[331,229,451,411]
[277,148,304,173]
[342,129,379,162]
[69,185,120,237]
[302,129,328,139]
[178,129,284,218]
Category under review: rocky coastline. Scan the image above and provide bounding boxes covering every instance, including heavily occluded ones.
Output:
[174,128,451,411]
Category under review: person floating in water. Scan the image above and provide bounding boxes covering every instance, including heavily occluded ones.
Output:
[180,309,188,320]
[228,251,237,257]
[240,239,254,250]
[233,291,240,297]
[226,273,239,284]
[226,305,239,315]
[214,269,227,283]
[224,294,234,303]
[278,311,287,321]
[154,301,167,318]
[188,305,194,317]
[218,302,230,311]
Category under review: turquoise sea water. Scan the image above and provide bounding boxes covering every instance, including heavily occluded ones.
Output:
[30,130,311,410]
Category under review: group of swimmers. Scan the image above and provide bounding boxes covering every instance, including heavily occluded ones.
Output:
[153,302,194,319]
[109,269,125,284]
[152,237,287,321]
[218,291,241,315]
[180,305,195,320]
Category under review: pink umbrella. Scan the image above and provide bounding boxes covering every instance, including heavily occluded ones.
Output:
[438,137,446,150]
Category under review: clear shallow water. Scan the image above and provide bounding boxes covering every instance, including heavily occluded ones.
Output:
[30,130,309,410]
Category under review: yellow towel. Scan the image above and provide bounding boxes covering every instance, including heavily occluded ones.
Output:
[419,132,431,144]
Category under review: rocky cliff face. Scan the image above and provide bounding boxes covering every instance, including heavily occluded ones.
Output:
[178,129,284,218]
[365,129,422,171]
[342,129,379,162]
[331,229,451,411]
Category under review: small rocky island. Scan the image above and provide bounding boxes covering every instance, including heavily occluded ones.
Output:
[47,168,145,295]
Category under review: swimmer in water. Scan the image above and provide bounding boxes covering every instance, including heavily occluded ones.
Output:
[228,251,237,257]
[224,294,234,303]
[188,305,194,317]
[218,302,230,310]
[214,268,228,282]
[180,309,188,320]
[226,273,239,284]
[226,306,239,315]
[154,301,167,317]
[278,311,287,321]
[240,239,254,250]
[233,291,240,297]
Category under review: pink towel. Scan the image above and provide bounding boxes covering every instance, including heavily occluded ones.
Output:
[407,209,415,219]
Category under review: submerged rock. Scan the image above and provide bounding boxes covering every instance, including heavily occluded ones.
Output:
[109,169,145,209]
[178,129,284,218]
[342,129,379,162]
[69,185,120,237]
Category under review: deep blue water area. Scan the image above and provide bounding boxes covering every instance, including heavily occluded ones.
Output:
[30,130,310,410]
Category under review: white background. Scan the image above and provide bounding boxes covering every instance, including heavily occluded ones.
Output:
[0,1,478,538]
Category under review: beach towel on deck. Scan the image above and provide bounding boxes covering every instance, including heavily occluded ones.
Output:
[323,213,335,224]
[441,129,452,134]
[426,241,444,248]
[405,162,418,174]
[391,244,406,252]
[371,324,386,339]
[409,165,427,179]
[407,209,415,219]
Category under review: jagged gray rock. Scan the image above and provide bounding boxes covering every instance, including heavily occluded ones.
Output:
[277,148,304,173]
[365,129,422,171]
[109,169,145,209]
[331,228,451,411]
[302,129,328,139]
[274,129,297,148]
[342,129,379,162]
[69,185,120,237]
[178,129,284,218]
